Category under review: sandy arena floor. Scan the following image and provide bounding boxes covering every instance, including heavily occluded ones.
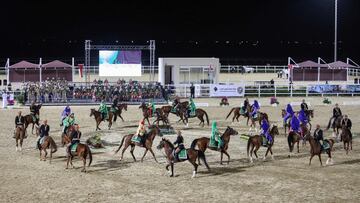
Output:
[0,97,359,202]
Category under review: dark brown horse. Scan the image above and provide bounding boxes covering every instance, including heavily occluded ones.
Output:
[157,138,210,178]
[287,124,310,156]
[246,125,279,163]
[190,126,238,165]
[139,103,166,126]
[340,126,352,155]
[304,133,334,166]
[249,111,269,132]
[225,105,251,124]
[282,109,314,134]
[24,104,42,134]
[177,106,210,127]
[90,108,115,131]
[108,103,128,122]
[63,130,93,172]
[35,126,57,163]
[114,126,163,162]
[161,101,189,118]
[327,116,343,138]
[14,126,26,151]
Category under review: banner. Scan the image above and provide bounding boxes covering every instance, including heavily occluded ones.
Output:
[210,84,245,97]
[308,85,360,93]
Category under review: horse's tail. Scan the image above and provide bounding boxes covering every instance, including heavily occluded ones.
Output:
[226,108,235,120]
[203,110,209,126]
[113,112,117,122]
[191,138,199,149]
[86,145,92,167]
[114,135,126,154]
[287,133,293,152]
[197,150,210,170]
[327,117,332,130]
[246,138,252,158]
[49,137,57,153]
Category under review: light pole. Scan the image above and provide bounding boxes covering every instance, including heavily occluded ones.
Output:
[334,0,338,61]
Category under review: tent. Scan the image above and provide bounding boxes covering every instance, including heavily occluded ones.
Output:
[8,61,40,82]
[327,61,356,69]
[41,60,73,81]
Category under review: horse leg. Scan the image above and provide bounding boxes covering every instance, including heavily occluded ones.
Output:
[269,147,274,160]
[119,115,124,122]
[249,144,254,163]
[43,149,47,161]
[253,145,260,159]
[130,145,137,162]
[220,152,223,165]
[309,154,314,165]
[146,117,151,126]
[148,148,158,163]
[108,120,112,130]
[119,143,130,161]
[141,149,148,162]
[264,147,270,160]
[81,153,87,172]
[32,124,35,135]
[19,138,23,151]
[191,161,198,178]
[297,141,300,153]
[236,114,240,122]
[170,163,174,177]
[66,156,70,169]
[15,138,18,151]
[318,155,323,166]
[39,149,42,161]
[223,150,230,165]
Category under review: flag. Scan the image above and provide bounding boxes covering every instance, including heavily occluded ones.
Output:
[78,64,83,78]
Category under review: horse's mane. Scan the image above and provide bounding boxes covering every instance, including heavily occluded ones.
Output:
[163,138,174,149]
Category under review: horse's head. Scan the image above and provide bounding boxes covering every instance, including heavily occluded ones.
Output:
[122,103,128,111]
[149,125,163,137]
[281,109,286,118]
[271,125,279,136]
[90,109,95,117]
[139,102,146,109]
[225,126,238,136]
[156,138,172,150]
[308,110,314,118]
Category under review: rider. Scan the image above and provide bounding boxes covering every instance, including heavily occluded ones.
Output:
[111,95,119,113]
[136,119,147,146]
[173,130,185,161]
[242,97,249,113]
[298,108,309,126]
[290,113,301,136]
[251,100,260,119]
[341,115,352,140]
[172,96,180,111]
[37,120,50,149]
[300,99,309,111]
[210,121,222,149]
[29,101,39,125]
[284,104,294,124]
[99,99,109,121]
[330,103,342,128]
[148,99,156,117]
[62,113,76,136]
[66,124,81,156]
[60,105,71,126]
[188,97,196,117]
[314,124,324,149]
[261,117,271,146]
[14,111,25,138]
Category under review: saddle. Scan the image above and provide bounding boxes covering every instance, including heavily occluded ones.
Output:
[174,149,187,160]
[321,140,330,151]
[71,143,78,153]
[131,135,142,143]
[209,140,219,148]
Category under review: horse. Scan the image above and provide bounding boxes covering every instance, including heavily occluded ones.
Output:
[157,138,210,178]
[281,109,314,134]
[327,116,343,138]
[177,106,210,127]
[246,125,279,163]
[249,111,269,132]
[24,104,42,134]
[287,124,310,156]
[340,126,352,155]
[114,126,163,163]
[14,126,26,151]
[108,103,128,122]
[89,108,115,131]
[35,126,57,163]
[62,129,93,172]
[139,102,165,126]
[161,101,189,118]
[190,126,238,165]
[225,105,251,124]
[304,133,334,166]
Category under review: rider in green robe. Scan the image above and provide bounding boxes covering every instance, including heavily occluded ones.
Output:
[188,98,196,116]
[62,113,76,135]
[148,100,156,116]
[99,100,109,121]
[210,121,222,149]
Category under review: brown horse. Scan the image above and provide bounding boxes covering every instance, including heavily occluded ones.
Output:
[14,126,26,151]
[287,124,310,156]
[340,126,352,155]
[157,138,210,178]
[24,104,42,134]
[249,111,269,132]
[178,106,210,127]
[304,133,334,166]
[35,126,57,163]
[190,126,238,165]
[108,103,128,122]
[139,102,166,126]
[225,105,251,124]
[63,130,93,172]
[327,116,343,138]
[282,109,314,134]
[114,126,163,162]
[161,101,189,118]
[246,125,279,163]
[90,108,115,131]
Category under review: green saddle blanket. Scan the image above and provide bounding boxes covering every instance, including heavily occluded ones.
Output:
[131,136,141,143]
[240,108,246,114]
[209,140,219,148]
[322,140,330,150]
[71,143,78,152]
[178,149,187,160]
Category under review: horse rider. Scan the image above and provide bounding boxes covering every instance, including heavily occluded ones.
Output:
[341,114,352,140]
[136,119,147,146]
[314,124,325,149]
[242,97,249,114]
[172,96,180,111]
[290,113,301,136]
[210,121,222,149]
[99,99,109,121]
[188,97,196,117]
[60,105,71,126]
[147,99,156,117]
[66,124,81,156]
[301,99,309,111]
[111,95,119,113]
[330,103,342,128]
[298,109,309,127]
[30,101,39,125]
[62,113,76,136]
[14,111,25,138]
[284,104,294,124]
[173,130,185,161]
[37,120,50,149]
[261,117,271,146]
[251,100,260,119]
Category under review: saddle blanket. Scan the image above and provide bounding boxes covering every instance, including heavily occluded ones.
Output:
[178,149,187,160]
[71,143,78,153]
[131,136,141,143]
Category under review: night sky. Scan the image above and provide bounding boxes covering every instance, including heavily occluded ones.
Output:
[1,0,359,65]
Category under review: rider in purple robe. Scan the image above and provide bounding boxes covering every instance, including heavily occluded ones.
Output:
[251,100,260,118]
[298,109,308,125]
[261,117,271,145]
[60,105,71,126]
[290,113,301,134]
[284,104,294,123]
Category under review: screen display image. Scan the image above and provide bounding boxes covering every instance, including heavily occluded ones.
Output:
[99,50,142,77]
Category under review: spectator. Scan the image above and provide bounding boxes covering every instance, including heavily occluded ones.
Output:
[190,83,195,98]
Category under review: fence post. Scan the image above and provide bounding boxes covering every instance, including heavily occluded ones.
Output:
[258,84,261,97]
[274,85,277,97]
[306,86,308,97]
[290,84,293,97]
